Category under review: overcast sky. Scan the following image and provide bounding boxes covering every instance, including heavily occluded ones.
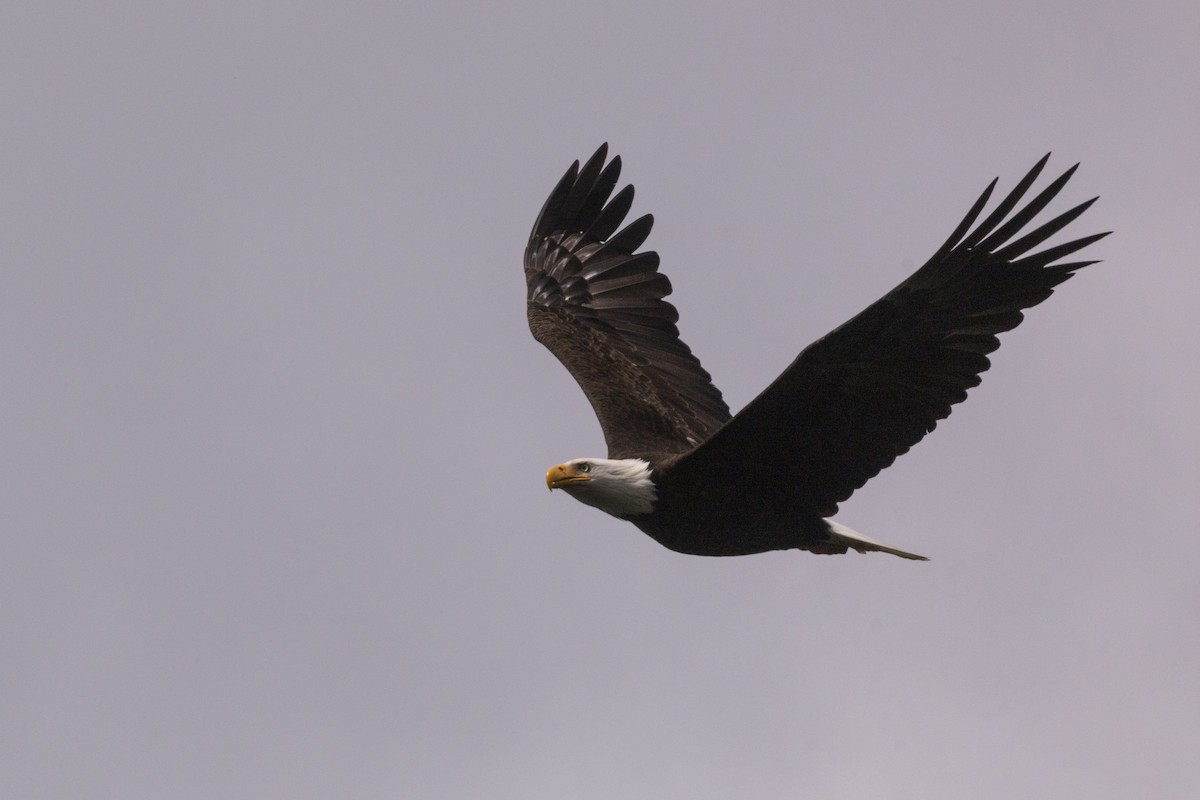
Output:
[3,2,1198,798]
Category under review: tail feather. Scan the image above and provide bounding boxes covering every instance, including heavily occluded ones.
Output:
[827,520,929,561]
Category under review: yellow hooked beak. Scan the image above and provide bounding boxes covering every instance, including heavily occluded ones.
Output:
[546,462,590,490]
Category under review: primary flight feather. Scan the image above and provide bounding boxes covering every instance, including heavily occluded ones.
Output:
[525,145,1108,559]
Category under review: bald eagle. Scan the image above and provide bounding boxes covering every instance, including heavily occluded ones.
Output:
[526,145,1107,559]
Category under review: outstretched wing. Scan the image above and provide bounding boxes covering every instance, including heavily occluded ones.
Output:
[525,145,731,459]
[669,155,1109,516]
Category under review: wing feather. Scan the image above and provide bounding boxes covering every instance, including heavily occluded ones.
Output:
[669,157,1109,515]
[524,145,731,459]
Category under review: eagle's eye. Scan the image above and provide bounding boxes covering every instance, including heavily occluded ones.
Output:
[578,462,590,473]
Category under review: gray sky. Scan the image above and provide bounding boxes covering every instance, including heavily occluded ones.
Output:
[3,2,1197,798]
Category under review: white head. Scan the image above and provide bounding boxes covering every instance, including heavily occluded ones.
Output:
[544,457,656,518]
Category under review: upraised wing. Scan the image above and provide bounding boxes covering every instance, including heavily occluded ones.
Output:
[525,145,731,459]
[667,154,1109,516]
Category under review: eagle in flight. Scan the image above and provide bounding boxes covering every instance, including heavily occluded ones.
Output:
[525,145,1107,559]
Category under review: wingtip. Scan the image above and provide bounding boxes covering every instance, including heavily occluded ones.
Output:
[1016,152,1052,185]
[592,142,619,172]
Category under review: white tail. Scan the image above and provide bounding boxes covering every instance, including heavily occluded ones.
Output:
[827,520,928,561]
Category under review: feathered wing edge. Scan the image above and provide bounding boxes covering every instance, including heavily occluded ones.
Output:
[524,145,731,459]
[668,154,1110,517]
